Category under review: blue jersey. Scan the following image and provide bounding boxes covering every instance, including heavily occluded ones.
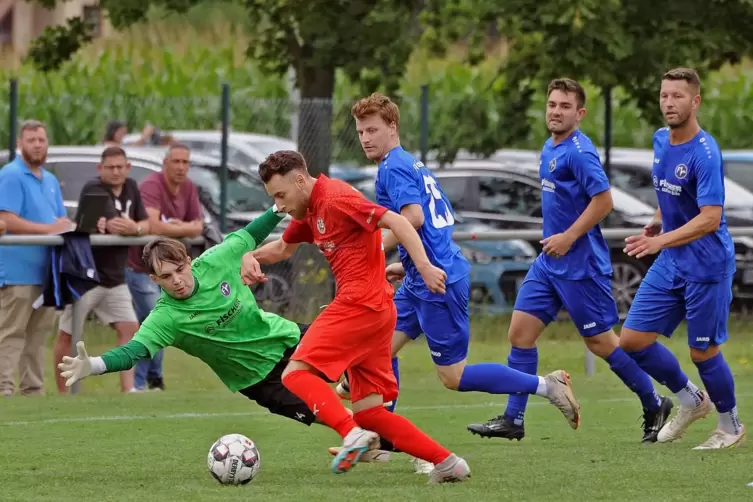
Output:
[375,146,470,299]
[538,130,612,280]
[651,127,735,282]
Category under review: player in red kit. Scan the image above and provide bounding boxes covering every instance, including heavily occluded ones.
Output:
[243,150,470,483]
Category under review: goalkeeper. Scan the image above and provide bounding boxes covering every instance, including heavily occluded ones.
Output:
[59,207,338,430]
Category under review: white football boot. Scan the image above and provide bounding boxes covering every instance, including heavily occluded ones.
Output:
[657,391,714,443]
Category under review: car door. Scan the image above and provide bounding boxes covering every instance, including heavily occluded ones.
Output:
[609,162,657,207]
[470,174,544,229]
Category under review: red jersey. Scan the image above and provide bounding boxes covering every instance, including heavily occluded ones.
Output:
[282,175,393,310]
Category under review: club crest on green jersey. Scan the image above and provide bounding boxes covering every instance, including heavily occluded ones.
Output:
[220,281,231,297]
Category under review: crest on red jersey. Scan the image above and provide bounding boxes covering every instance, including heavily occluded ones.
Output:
[317,217,326,234]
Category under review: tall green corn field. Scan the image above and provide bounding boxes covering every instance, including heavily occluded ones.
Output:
[1,20,753,164]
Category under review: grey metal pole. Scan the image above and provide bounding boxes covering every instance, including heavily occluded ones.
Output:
[585,347,595,377]
[70,299,83,394]
[420,85,429,165]
[220,83,230,233]
[9,78,17,161]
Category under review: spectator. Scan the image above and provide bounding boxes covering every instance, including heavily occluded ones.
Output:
[53,146,151,394]
[125,143,204,392]
[0,120,71,397]
[103,120,154,147]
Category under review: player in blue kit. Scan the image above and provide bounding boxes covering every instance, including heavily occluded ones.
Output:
[620,68,745,449]
[330,92,582,474]
[468,78,673,443]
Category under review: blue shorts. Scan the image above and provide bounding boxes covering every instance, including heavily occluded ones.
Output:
[394,276,470,366]
[514,259,618,337]
[623,262,733,350]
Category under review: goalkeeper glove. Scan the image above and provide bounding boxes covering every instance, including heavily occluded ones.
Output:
[57,341,106,387]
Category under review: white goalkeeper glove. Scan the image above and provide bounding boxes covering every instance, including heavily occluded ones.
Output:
[57,341,106,387]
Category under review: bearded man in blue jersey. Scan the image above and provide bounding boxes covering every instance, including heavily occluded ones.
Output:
[468,78,673,444]
[620,68,745,449]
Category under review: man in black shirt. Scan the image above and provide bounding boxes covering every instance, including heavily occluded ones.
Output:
[53,146,151,393]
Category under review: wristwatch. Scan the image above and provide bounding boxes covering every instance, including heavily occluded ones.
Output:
[136,225,143,236]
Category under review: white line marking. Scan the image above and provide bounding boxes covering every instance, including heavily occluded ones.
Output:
[3,391,752,427]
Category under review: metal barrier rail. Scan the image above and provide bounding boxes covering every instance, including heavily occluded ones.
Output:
[3,226,752,392]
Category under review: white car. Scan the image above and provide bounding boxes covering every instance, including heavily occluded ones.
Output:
[122,130,296,173]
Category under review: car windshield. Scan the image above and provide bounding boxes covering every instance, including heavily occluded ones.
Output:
[188,166,271,213]
[611,188,657,216]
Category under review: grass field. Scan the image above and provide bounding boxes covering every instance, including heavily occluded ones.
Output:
[2,318,753,501]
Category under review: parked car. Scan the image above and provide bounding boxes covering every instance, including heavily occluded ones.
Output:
[123,130,369,182]
[352,174,541,314]
[357,161,659,318]
[602,149,753,303]
[719,150,753,194]
[0,146,299,311]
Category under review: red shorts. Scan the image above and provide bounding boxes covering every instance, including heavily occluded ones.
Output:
[292,299,398,403]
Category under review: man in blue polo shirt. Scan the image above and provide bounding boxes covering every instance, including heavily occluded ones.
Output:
[0,120,72,396]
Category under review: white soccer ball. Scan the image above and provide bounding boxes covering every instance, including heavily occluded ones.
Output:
[207,433,261,485]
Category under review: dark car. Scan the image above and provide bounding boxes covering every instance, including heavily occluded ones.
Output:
[357,160,657,318]
[607,149,753,303]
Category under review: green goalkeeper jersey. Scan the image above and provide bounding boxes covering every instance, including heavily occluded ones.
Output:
[101,209,300,392]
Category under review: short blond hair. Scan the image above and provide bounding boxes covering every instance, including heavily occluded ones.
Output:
[142,237,188,274]
[351,92,400,129]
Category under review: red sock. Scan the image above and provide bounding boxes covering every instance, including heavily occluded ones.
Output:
[354,406,451,465]
[282,370,358,438]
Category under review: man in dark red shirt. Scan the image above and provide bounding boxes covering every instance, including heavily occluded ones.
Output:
[244,151,470,484]
[125,143,204,392]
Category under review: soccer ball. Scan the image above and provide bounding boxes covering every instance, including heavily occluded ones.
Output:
[207,433,261,485]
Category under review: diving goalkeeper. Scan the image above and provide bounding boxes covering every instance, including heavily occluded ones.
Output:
[58,207,336,429]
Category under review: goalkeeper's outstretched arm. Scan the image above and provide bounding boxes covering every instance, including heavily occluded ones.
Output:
[58,340,151,387]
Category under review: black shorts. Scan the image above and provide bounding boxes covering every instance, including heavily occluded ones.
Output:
[238,323,317,426]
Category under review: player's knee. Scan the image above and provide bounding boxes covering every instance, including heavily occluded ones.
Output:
[508,311,543,348]
[689,344,720,363]
[584,331,618,358]
[438,372,460,390]
[508,325,538,348]
[436,364,463,390]
[281,359,313,380]
[618,328,656,352]
[352,394,383,413]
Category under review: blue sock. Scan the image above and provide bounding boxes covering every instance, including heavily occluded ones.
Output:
[458,363,540,395]
[385,357,400,413]
[695,352,736,413]
[503,347,538,425]
[606,347,661,411]
[626,342,689,393]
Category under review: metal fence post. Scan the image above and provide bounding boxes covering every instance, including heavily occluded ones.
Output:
[9,78,18,161]
[219,83,230,233]
[585,347,595,377]
[603,86,612,179]
[70,298,83,394]
[420,84,429,165]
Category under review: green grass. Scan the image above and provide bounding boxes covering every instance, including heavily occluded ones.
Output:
[2,319,753,501]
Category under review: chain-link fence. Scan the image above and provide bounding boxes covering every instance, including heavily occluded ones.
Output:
[250,244,336,323]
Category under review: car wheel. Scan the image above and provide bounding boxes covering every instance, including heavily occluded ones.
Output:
[611,257,647,320]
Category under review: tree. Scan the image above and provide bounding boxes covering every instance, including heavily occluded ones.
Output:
[423,0,753,146]
[27,0,426,176]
